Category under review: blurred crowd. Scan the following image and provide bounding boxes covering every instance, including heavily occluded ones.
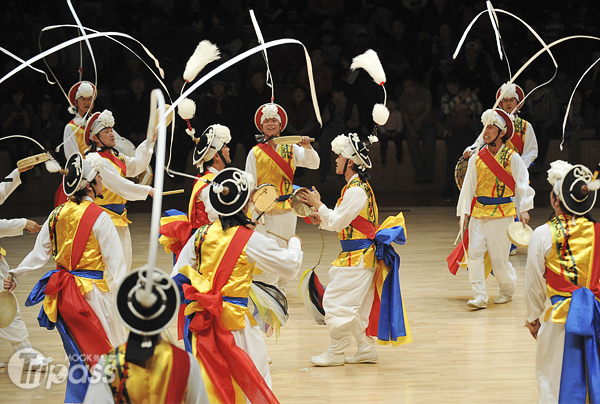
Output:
[1,0,599,195]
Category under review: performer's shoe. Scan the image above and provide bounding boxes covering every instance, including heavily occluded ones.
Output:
[310,351,345,367]
[467,297,487,309]
[494,295,512,304]
[509,248,517,256]
[345,350,378,364]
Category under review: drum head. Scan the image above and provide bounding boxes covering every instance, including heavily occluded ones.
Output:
[136,166,153,186]
[0,290,17,328]
[252,184,279,212]
[290,187,314,217]
[507,222,533,248]
[455,156,469,190]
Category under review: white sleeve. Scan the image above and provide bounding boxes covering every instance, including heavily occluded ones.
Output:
[464,133,483,154]
[292,144,320,169]
[318,186,367,232]
[0,168,21,204]
[521,124,538,168]
[0,218,27,238]
[11,217,53,281]
[245,149,258,183]
[172,230,198,277]
[122,139,155,177]
[457,155,478,217]
[94,212,127,288]
[525,224,552,322]
[185,351,210,403]
[95,154,151,201]
[63,123,80,160]
[83,358,115,404]
[246,231,303,280]
[200,186,218,223]
[510,153,535,213]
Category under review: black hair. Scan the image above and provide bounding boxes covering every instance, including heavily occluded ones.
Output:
[219,211,255,230]
[72,188,88,205]
[346,158,371,181]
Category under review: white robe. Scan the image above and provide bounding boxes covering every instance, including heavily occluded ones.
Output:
[10,196,128,347]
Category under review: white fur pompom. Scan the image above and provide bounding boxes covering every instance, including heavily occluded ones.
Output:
[547,160,573,186]
[372,103,389,125]
[86,152,104,173]
[242,171,256,191]
[587,179,600,191]
[331,134,350,155]
[261,104,280,122]
[98,110,115,129]
[183,40,221,83]
[350,49,386,85]
[368,135,379,144]
[178,98,196,120]
[45,158,62,173]
[213,124,231,144]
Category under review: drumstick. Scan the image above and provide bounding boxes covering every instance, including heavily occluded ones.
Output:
[162,189,184,195]
[267,230,289,242]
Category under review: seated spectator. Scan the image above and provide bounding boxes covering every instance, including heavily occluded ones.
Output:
[284,84,318,138]
[319,81,360,181]
[114,72,151,145]
[239,70,272,155]
[299,48,333,106]
[377,98,403,167]
[31,94,63,165]
[565,90,598,164]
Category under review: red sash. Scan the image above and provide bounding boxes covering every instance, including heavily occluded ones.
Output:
[165,344,191,404]
[508,132,524,155]
[546,222,600,299]
[183,226,279,404]
[72,203,103,268]
[257,143,294,183]
[478,147,516,192]
[350,215,376,240]
[98,149,127,177]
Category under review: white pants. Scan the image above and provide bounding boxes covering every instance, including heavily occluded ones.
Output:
[322,257,376,354]
[536,319,565,404]
[116,225,132,272]
[253,209,298,293]
[84,284,127,348]
[467,216,517,301]
[231,315,272,388]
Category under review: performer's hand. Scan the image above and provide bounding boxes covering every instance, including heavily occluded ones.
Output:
[463,150,473,159]
[297,186,322,209]
[299,136,311,148]
[149,188,155,198]
[18,165,34,173]
[24,220,41,233]
[4,277,16,293]
[246,220,259,230]
[520,211,530,227]
[459,214,469,232]
[289,235,303,247]
[308,212,321,225]
[525,319,541,340]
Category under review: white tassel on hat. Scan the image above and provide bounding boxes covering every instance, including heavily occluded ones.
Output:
[588,180,600,191]
[350,49,386,85]
[183,40,221,83]
[45,158,62,173]
[178,98,197,138]
[372,103,389,126]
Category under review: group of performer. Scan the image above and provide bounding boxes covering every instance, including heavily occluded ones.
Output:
[0,27,598,404]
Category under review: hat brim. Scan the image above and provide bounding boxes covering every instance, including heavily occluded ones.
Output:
[559,165,597,215]
[63,153,85,197]
[209,167,251,216]
[68,81,97,107]
[84,112,101,146]
[254,103,288,132]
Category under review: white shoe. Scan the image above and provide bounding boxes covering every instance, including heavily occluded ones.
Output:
[310,351,345,367]
[494,295,512,304]
[345,350,378,364]
[509,249,517,256]
[467,297,487,309]
[268,357,272,364]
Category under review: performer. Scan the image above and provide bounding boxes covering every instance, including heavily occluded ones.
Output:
[0,165,53,370]
[62,81,97,158]
[4,153,128,403]
[172,167,303,404]
[457,109,535,309]
[84,109,155,271]
[83,268,209,404]
[297,133,411,367]
[159,124,231,259]
[525,160,600,404]
[464,82,538,168]
[245,102,319,293]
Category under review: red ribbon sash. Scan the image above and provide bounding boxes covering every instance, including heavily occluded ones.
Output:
[184,226,279,404]
[99,149,127,177]
[478,147,516,192]
[165,344,191,404]
[71,203,103,269]
[350,215,376,240]
[508,132,524,155]
[257,143,294,184]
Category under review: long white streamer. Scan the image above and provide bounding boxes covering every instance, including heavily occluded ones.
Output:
[66,0,98,91]
[486,1,503,61]
[249,10,275,101]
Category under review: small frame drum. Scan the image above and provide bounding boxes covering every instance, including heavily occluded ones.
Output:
[507,222,533,248]
[17,152,51,169]
[289,187,314,217]
[252,183,279,212]
[454,156,469,190]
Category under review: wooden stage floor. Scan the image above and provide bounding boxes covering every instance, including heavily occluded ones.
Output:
[2,205,586,403]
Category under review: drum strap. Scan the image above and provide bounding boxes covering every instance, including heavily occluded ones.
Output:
[478,147,515,192]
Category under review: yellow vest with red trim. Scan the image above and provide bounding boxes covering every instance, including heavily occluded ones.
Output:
[186,221,256,330]
[188,171,216,227]
[333,177,378,268]
[506,117,528,155]
[106,339,188,404]
[94,150,130,227]
[544,215,597,323]
[67,120,88,155]
[471,145,516,218]
[253,144,295,210]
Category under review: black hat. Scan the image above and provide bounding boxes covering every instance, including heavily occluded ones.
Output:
[192,124,231,169]
[208,167,254,216]
[559,164,598,216]
[63,153,103,197]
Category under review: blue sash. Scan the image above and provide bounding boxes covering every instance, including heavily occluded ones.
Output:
[476,196,512,205]
[101,203,126,215]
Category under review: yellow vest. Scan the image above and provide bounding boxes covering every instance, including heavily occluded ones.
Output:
[253,144,295,209]
[94,150,130,227]
[506,117,528,154]
[333,177,378,268]
[106,339,188,404]
[471,145,516,218]
[188,171,216,225]
[545,215,597,323]
[67,120,88,155]
[180,221,256,330]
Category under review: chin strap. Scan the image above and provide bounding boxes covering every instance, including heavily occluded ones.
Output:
[489,128,502,148]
